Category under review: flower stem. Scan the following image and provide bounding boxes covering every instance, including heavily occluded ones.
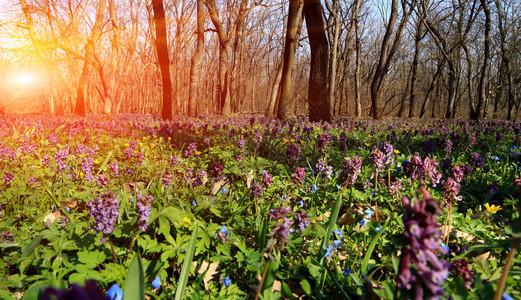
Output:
[127,221,139,260]
[109,236,119,264]
[444,202,452,244]
[255,244,275,300]
[493,238,520,300]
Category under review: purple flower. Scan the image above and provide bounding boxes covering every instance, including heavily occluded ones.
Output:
[254,131,262,144]
[161,172,173,186]
[39,280,109,300]
[82,158,94,182]
[210,162,224,179]
[110,162,119,177]
[294,212,310,232]
[48,132,59,145]
[443,177,462,205]
[291,166,306,184]
[450,259,474,290]
[2,172,14,185]
[136,193,153,231]
[54,145,70,171]
[95,173,109,188]
[286,143,301,162]
[343,156,363,186]
[397,189,449,299]
[88,192,120,238]
[443,139,452,154]
[250,182,264,199]
[237,137,245,149]
[317,131,332,149]
[184,142,197,157]
[263,171,272,187]
[388,179,403,198]
[370,146,386,172]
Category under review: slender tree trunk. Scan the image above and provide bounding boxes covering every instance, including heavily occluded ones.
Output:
[151,0,173,120]
[325,0,340,117]
[277,0,304,120]
[303,0,331,122]
[74,0,107,115]
[464,45,476,118]
[420,58,445,118]
[370,0,410,119]
[475,0,491,119]
[408,19,423,118]
[446,66,457,119]
[354,0,362,117]
[188,0,205,117]
[266,58,284,117]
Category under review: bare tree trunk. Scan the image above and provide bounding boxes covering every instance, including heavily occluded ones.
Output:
[151,0,173,120]
[304,0,331,122]
[354,0,362,117]
[277,0,304,120]
[325,0,340,117]
[475,0,491,119]
[266,58,283,117]
[464,44,476,118]
[420,58,445,118]
[494,0,516,120]
[205,0,231,115]
[74,0,107,115]
[188,0,205,117]
[370,0,411,119]
[408,18,423,118]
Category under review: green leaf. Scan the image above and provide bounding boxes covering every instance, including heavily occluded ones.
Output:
[506,218,521,238]
[361,219,389,274]
[301,279,312,295]
[21,235,43,258]
[77,250,106,268]
[123,255,145,300]
[21,281,47,300]
[174,226,199,300]
[95,151,113,175]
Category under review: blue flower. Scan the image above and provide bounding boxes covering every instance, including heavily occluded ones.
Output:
[375,227,382,232]
[296,199,305,207]
[364,207,373,219]
[65,207,70,213]
[221,225,228,234]
[396,166,402,173]
[324,245,333,258]
[107,283,123,300]
[192,200,197,206]
[503,293,514,300]
[441,242,450,253]
[336,184,341,190]
[312,184,318,192]
[333,240,342,249]
[221,276,231,287]
[360,218,367,227]
[151,276,161,289]
[283,195,287,201]
[343,268,352,276]
[221,188,228,194]
[332,229,343,240]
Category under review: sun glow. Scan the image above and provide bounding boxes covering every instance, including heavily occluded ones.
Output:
[13,72,37,85]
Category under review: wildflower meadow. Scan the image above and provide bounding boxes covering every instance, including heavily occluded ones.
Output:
[0,114,520,299]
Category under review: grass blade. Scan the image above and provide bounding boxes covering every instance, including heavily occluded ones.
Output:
[174,225,199,300]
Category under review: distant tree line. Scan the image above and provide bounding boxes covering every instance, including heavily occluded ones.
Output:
[1,0,520,121]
